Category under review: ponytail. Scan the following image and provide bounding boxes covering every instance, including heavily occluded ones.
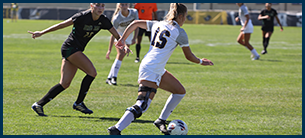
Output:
[164,3,187,21]
[112,3,121,21]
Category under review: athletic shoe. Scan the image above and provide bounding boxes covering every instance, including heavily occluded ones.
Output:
[134,58,140,63]
[154,118,170,135]
[252,55,260,60]
[261,50,268,55]
[106,78,112,85]
[73,102,93,114]
[111,77,117,85]
[107,126,121,135]
[31,102,47,116]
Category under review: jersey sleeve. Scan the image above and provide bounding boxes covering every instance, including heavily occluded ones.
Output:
[134,3,139,10]
[71,12,83,24]
[241,6,249,15]
[274,9,278,16]
[260,10,264,15]
[112,15,119,29]
[176,28,189,47]
[146,20,158,32]
[134,9,139,20]
[153,3,158,12]
[101,15,113,30]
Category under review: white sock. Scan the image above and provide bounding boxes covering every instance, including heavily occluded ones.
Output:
[113,59,122,77]
[115,99,152,131]
[107,59,122,78]
[251,49,259,57]
[159,94,185,120]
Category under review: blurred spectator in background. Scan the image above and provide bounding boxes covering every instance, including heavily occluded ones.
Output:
[10,3,18,22]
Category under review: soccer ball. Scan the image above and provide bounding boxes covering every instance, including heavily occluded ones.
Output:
[167,119,188,135]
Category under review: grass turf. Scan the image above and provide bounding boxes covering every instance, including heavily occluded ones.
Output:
[2,19,302,135]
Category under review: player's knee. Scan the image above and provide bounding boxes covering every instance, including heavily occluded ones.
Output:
[88,70,97,78]
[60,81,71,89]
[126,105,143,119]
[126,86,157,119]
[237,39,243,44]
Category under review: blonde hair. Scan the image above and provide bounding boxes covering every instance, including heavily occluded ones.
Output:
[112,3,130,21]
[112,3,121,21]
[164,3,187,21]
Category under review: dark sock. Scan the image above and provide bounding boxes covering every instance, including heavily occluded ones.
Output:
[75,74,95,104]
[263,37,266,49]
[37,84,65,106]
[136,44,141,59]
[263,37,270,50]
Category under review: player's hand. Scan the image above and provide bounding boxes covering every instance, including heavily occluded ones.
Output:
[265,15,270,19]
[240,27,245,32]
[200,58,214,66]
[28,31,43,39]
[235,17,239,22]
[123,46,133,57]
[106,50,111,60]
[115,39,125,50]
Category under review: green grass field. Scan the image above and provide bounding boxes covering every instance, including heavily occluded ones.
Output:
[3,19,302,135]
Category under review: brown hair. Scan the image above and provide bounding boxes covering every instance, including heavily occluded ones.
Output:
[164,3,187,21]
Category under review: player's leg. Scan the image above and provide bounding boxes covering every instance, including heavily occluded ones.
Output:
[262,31,273,54]
[108,80,157,135]
[31,58,77,116]
[244,33,260,60]
[135,28,144,63]
[66,51,96,114]
[154,71,186,135]
[107,45,127,85]
[262,31,267,54]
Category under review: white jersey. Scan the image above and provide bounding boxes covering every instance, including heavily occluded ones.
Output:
[112,9,139,33]
[112,9,138,44]
[140,20,189,75]
[239,5,252,26]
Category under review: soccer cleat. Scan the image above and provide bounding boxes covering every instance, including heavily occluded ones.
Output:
[107,126,121,135]
[252,55,260,60]
[154,118,170,135]
[73,102,93,114]
[134,58,140,63]
[261,50,268,55]
[31,102,47,116]
[106,78,112,85]
[111,77,117,85]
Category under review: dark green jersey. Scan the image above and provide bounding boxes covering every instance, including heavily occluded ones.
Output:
[62,10,113,51]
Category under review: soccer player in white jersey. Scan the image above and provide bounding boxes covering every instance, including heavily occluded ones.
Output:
[235,3,260,60]
[107,3,213,135]
[105,3,139,85]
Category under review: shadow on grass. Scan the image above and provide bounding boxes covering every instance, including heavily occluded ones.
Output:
[119,83,138,87]
[259,59,282,62]
[49,115,153,123]
[167,62,192,65]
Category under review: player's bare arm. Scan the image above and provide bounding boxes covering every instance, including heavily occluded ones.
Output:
[182,46,213,66]
[28,18,73,39]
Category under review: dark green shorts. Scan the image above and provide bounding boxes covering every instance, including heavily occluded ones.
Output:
[61,47,81,60]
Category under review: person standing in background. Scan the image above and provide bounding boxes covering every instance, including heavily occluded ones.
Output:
[10,3,18,22]
[133,3,158,63]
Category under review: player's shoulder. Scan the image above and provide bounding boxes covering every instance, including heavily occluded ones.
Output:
[129,8,139,15]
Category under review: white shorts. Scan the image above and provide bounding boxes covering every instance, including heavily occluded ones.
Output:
[114,32,133,45]
[242,22,253,34]
[138,66,166,86]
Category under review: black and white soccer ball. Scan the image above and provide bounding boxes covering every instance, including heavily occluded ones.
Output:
[167,119,188,135]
